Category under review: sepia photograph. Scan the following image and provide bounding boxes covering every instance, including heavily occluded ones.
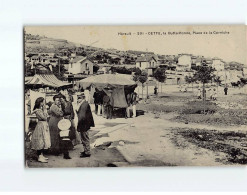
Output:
[24,25,247,168]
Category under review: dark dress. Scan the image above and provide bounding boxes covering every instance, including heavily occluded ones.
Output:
[48,104,63,153]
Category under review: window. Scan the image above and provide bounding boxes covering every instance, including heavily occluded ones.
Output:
[85,63,89,70]
[140,62,141,67]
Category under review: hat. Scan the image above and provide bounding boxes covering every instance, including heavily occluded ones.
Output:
[77,92,85,99]
[58,119,71,131]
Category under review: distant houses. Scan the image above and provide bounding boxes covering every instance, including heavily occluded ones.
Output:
[26,53,58,67]
[68,56,94,75]
[25,33,246,86]
[136,56,158,75]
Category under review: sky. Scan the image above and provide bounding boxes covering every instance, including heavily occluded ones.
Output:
[25,25,246,64]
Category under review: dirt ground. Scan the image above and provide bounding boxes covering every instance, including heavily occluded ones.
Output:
[25,84,247,167]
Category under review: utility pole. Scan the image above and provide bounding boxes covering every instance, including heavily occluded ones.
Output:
[58,57,60,76]
[146,81,149,99]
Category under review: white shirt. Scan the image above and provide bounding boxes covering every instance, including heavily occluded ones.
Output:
[75,99,85,112]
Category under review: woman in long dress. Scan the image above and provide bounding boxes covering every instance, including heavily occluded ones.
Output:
[31,97,51,163]
[48,95,63,155]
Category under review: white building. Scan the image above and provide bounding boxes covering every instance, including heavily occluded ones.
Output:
[68,57,94,75]
[217,69,243,84]
[229,69,243,83]
[38,57,58,67]
[135,56,157,75]
[212,58,225,71]
[136,56,157,70]
[177,54,192,71]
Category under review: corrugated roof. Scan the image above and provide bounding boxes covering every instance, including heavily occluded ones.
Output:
[25,74,72,88]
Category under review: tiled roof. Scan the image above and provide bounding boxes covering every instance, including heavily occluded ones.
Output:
[71,56,87,63]
[136,56,157,62]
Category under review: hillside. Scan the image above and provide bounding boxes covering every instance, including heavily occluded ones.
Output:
[25,34,78,53]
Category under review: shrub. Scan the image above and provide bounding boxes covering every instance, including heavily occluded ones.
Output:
[180,101,218,114]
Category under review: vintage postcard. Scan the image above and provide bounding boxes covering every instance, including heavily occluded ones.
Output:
[24,25,247,167]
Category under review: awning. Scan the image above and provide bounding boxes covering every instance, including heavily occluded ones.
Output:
[25,74,72,89]
[76,73,137,90]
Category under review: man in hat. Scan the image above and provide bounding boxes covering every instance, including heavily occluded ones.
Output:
[224,85,228,95]
[131,91,139,117]
[76,93,95,158]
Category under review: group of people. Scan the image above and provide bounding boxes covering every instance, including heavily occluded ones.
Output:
[93,89,114,119]
[197,86,229,101]
[197,88,217,100]
[30,92,95,163]
[93,89,139,119]
[29,86,140,163]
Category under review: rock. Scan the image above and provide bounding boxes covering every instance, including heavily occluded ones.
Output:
[107,162,130,167]
[119,141,125,146]
[154,113,160,119]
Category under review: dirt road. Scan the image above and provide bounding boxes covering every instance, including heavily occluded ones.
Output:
[26,86,247,167]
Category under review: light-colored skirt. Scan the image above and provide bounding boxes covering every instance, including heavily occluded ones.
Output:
[31,121,51,150]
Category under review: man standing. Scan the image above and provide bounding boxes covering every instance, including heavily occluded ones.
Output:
[76,93,95,158]
[131,91,138,117]
[224,86,228,95]
[126,92,132,118]
[154,86,158,96]
[197,89,201,99]
[93,90,100,115]
[108,90,114,119]
[103,90,114,119]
